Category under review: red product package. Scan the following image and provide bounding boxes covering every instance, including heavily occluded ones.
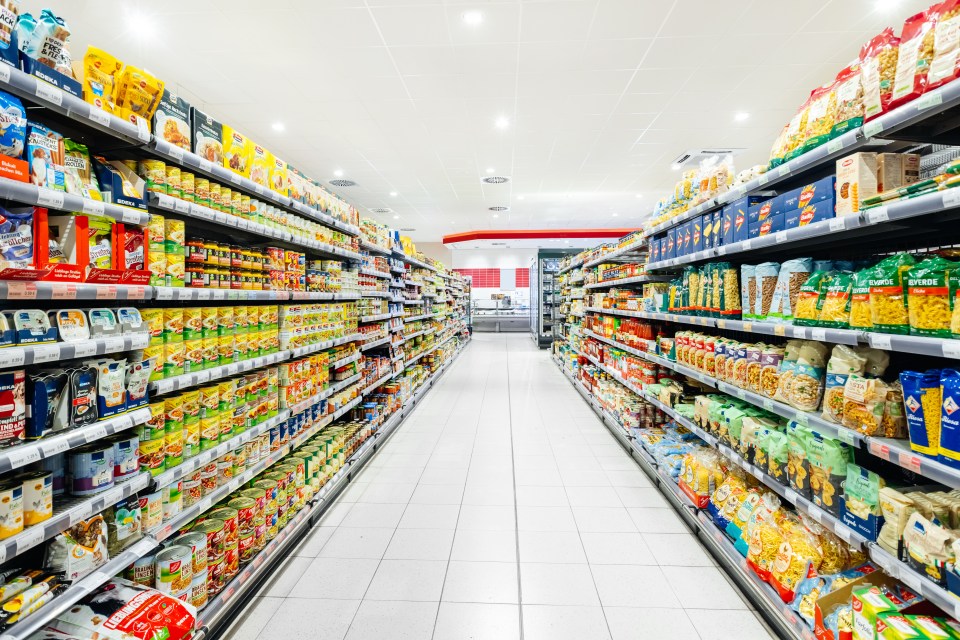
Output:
[861,28,901,119]
[889,7,939,110]
[49,579,197,640]
[927,0,960,90]
[123,228,145,270]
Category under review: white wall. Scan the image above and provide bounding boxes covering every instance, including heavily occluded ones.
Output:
[451,249,536,269]
[416,242,453,266]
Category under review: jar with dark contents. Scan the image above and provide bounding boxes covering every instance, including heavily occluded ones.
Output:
[185,266,208,288]
[230,269,243,290]
[230,246,243,269]
[186,239,206,264]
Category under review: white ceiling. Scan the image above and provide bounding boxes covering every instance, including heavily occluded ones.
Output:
[38,0,930,242]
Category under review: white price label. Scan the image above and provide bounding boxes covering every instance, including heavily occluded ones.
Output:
[863,120,884,139]
[899,570,923,594]
[168,145,184,162]
[36,187,65,208]
[40,439,69,457]
[829,217,847,232]
[254,184,264,195]
[230,173,241,185]
[96,285,118,300]
[917,91,943,110]
[174,199,190,214]
[763,399,774,411]
[774,231,788,244]
[835,428,857,446]
[88,108,110,126]
[0,64,9,83]
[741,239,751,251]
[785,488,799,503]
[869,333,892,350]
[827,138,844,154]
[49,282,76,300]
[157,194,175,209]
[69,504,93,526]
[214,212,228,224]
[213,290,225,300]
[867,207,889,224]
[238,218,249,229]
[758,173,769,186]
[196,371,210,384]
[121,209,143,225]
[199,159,213,173]
[16,526,45,553]
[175,288,192,300]
[0,349,25,368]
[191,205,213,220]
[155,287,173,300]
[809,508,823,524]
[835,526,853,544]
[131,334,150,349]
[717,245,726,255]
[196,290,210,300]
[943,341,960,358]
[792,327,807,339]
[227,290,239,300]
[7,446,40,469]
[85,426,109,443]
[6,282,36,299]
[104,336,124,352]
[810,329,826,342]
[135,117,151,142]
[943,188,960,208]
[102,487,124,506]
[82,199,105,216]
[778,165,790,177]
[31,344,59,363]
[35,81,63,106]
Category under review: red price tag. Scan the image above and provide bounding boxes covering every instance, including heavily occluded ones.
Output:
[96,285,118,300]
[51,283,77,299]
[898,451,923,473]
[7,282,36,299]
[869,442,891,460]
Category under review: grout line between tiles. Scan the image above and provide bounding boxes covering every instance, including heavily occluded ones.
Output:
[505,334,526,640]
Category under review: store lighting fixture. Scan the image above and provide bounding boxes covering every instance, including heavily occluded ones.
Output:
[493,214,499,218]
[671,163,683,171]
[271,122,285,132]
[612,213,619,217]
[734,112,750,122]
[517,195,525,200]
[390,191,397,197]
[485,167,494,174]
[876,0,900,9]
[462,10,483,26]
[636,193,643,198]
[334,169,344,177]
[393,214,400,220]
[495,116,509,129]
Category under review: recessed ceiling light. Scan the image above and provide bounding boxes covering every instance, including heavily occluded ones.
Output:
[876,0,899,9]
[389,191,397,197]
[517,195,525,200]
[333,169,344,177]
[392,215,400,220]
[495,116,509,129]
[462,10,483,26]
[636,193,643,198]
[612,213,619,217]
[272,122,285,132]
[485,167,494,174]
[734,112,750,122]
[493,214,499,218]
[671,163,683,171]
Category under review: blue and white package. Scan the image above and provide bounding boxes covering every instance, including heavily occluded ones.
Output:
[0,207,33,270]
[0,91,25,158]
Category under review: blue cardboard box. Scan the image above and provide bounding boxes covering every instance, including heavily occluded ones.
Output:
[749,198,777,225]
[702,213,714,250]
[692,217,703,253]
[650,236,660,263]
[758,212,784,236]
[776,176,836,214]
[727,196,761,243]
[665,228,676,259]
[785,198,836,228]
[720,206,735,246]
[659,238,667,262]
[711,211,722,247]
[677,222,687,256]
[682,221,693,255]
[747,222,761,239]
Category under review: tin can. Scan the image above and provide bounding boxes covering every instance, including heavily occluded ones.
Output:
[0,481,22,540]
[265,508,279,540]
[238,530,255,564]
[200,464,218,494]
[181,171,195,200]
[227,497,255,536]
[193,518,225,562]
[208,507,238,547]
[17,471,51,526]
[253,521,266,551]
[253,479,277,513]
[126,553,157,586]
[155,545,192,600]
[208,557,225,594]
[223,545,239,579]
[68,444,114,496]
[190,570,208,609]
[175,531,208,575]
[39,454,65,497]
[183,474,202,508]
[195,177,209,206]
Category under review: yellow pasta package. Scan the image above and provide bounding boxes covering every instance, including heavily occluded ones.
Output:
[906,256,957,338]
[869,253,916,334]
[115,65,165,126]
[849,267,874,330]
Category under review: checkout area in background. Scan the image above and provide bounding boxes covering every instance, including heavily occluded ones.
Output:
[471,293,530,332]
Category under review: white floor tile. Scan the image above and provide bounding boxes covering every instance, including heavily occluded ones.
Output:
[456,504,516,531]
[565,485,623,508]
[572,507,638,533]
[604,606,700,640]
[291,526,336,557]
[339,503,407,529]
[318,527,396,560]
[613,487,669,508]
[522,605,612,640]
[432,602,520,640]
[515,485,569,507]
[590,564,682,608]
[643,533,715,566]
[261,556,314,597]
[579,532,657,565]
[219,597,283,640]
[627,508,690,534]
[354,481,417,504]
[517,506,578,532]
[383,528,455,561]
[398,503,461,529]
[519,563,600,606]
[344,600,438,640]
[442,561,519,604]
[662,565,750,609]
[289,557,380,599]
[258,598,361,640]
[450,529,517,563]
[685,608,777,640]
[409,483,465,505]
[518,530,587,563]
[364,559,448,602]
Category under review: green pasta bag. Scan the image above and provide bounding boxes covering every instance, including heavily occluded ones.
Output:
[906,256,958,338]
[849,267,875,331]
[786,422,812,499]
[793,271,831,327]
[817,271,853,329]
[868,253,915,335]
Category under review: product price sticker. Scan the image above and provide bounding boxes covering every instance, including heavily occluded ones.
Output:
[943,188,960,209]
[829,217,848,232]
[82,199,105,216]
[6,446,40,470]
[898,451,923,473]
[95,285,118,300]
[36,187,64,209]
[0,63,10,84]
[34,81,62,106]
[835,428,857,446]
[84,425,108,443]
[827,138,844,154]
[87,107,110,127]
[174,199,190,214]
[943,341,960,359]
[869,333,892,350]
[40,438,69,458]
[16,526,45,553]
[917,91,943,111]
[32,344,59,364]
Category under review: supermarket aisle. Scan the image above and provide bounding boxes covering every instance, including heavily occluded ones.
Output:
[219,334,775,640]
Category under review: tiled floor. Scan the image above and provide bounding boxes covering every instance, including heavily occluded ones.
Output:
[220,334,776,640]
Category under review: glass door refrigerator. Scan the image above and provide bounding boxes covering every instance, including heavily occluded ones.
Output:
[530,250,576,348]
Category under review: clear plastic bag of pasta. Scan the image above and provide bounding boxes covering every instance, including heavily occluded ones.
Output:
[742,265,757,320]
[832,63,864,136]
[760,346,784,398]
[861,28,900,119]
[774,340,804,405]
[842,375,890,436]
[769,258,813,324]
[746,494,785,580]
[881,381,907,439]
[793,270,831,327]
[709,472,746,529]
[755,262,781,319]
[822,345,867,424]
[928,0,960,91]
[849,267,875,330]
[801,81,838,151]
[715,262,741,317]
[869,253,916,334]
[800,515,850,575]
[818,271,854,328]
[771,514,823,602]
[746,343,764,393]
[788,341,829,413]
[900,369,942,457]
[889,8,937,110]
[907,256,958,338]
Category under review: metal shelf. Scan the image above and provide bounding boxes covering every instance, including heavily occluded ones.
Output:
[153,286,289,302]
[360,312,392,323]
[149,351,288,395]
[289,333,362,358]
[360,336,390,351]
[0,177,150,225]
[584,274,670,289]
[582,237,648,268]
[358,239,391,256]
[288,374,362,416]
[361,291,391,299]
[0,332,149,370]
[0,281,150,301]
[359,267,391,279]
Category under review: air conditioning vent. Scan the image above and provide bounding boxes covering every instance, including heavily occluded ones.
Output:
[329,179,356,187]
[481,176,510,184]
[400,227,416,232]
[370,208,392,214]
[670,148,746,170]
[489,206,509,212]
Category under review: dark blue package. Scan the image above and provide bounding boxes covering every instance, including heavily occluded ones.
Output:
[0,208,34,270]
[900,369,942,458]
[26,372,67,438]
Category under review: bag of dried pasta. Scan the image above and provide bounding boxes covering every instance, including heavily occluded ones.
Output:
[760,346,785,398]
[771,514,823,602]
[801,81,838,152]
[842,374,890,436]
[746,343,764,393]
[949,270,960,338]
[869,253,916,334]
[774,340,804,405]
[710,472,747,529]
[793,271,831,327]
[755,262,780,319]
[747,494,785,580]
[782,94,813,160]
[902,511,954,587]
[822,345,867,424]
[728,489,763,544]
[801,515,850,576]
[938,369,960,469]
[742,265,757,320]
[849,267,875,330]
[733,343,751,389]
[832,63,865,137]
[889,8,939,110]
[900,369,942,457]
[788,341,829,413]
[907,256,958,338]
[807,432,853,515]
[927,0,960,91]
[767,429,790,484]
[861,28,901,119]
[881,381,907,438]
[715,262,741,317]
[818,271,854,328]
[770,258,813,324]
[786,422,812,498]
